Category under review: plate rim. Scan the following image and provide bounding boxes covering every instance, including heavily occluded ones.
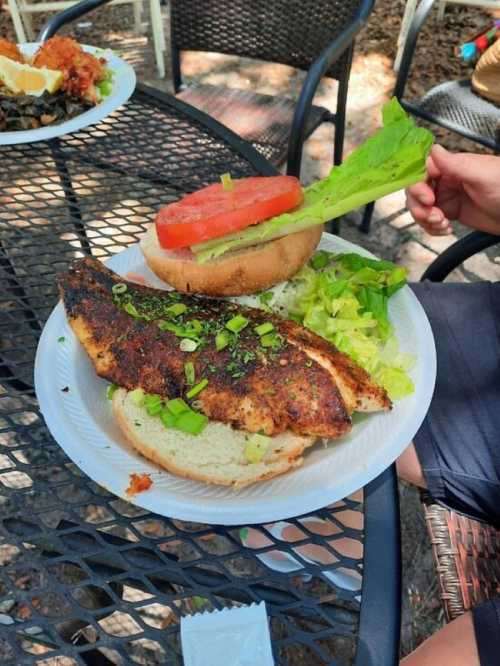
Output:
[34,235,436,525]
[0,42,136,145]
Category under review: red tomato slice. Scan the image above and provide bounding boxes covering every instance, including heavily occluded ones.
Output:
[155,176,303,250]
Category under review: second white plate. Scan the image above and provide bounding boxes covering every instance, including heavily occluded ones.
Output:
[0,42,136,145]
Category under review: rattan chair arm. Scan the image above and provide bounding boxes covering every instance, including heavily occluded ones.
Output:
[421,231,500,282]
[286,0,374,176]
[38,0,113,40]
[394,0,438,100]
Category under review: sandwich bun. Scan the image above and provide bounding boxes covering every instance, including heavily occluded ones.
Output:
[112,388,317,488]
[140,223,323,296]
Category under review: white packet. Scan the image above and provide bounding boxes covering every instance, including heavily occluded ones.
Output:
[180,601,275,666]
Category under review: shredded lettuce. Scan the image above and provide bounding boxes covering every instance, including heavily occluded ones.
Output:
[273,251,415,401]
[192,98,434,263]
[97,69,114,98]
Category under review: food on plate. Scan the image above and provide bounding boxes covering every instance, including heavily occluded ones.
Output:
[59,257,392,486]
[0,38,24,63]
[33,36,107,103]
[141,99,434,296]
[0,37,113,132]
[141,223,322,297]
[125,472,153,496]
[271,251,415,400]
[0,56,63,96]
[114,389,316,488]
[141,174,320,296]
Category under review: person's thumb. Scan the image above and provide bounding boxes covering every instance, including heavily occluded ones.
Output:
[426,144,455,179]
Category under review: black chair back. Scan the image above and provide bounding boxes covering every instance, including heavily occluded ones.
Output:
[170,0,362,88]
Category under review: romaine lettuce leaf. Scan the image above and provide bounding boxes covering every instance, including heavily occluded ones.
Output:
[272,250,415,401]
[192,98,434,263]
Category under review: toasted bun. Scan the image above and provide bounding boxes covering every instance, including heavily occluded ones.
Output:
[113,389,316,488]
[140,223,323,296]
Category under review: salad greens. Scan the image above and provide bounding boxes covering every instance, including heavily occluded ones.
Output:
[192,98,434,263]
[274,251,415,400]
[97,69,114,98]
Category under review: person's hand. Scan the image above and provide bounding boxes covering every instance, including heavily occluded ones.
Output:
[405,144,500,236]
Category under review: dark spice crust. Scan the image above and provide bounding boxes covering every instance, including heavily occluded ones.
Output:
[60,258,352,438]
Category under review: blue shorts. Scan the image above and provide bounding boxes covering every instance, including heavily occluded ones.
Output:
[411,280,500,666]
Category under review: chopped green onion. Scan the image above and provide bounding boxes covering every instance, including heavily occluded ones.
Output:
[112,283,127,295]
[244,433,270,463]
[260,333,277,348]
[166,397,190,415]
[180,339,197,353]
[215,331,230,351]
[258,292,273,307]
[255,322,274,337]
[165,303,187,317]
[158,320,183,335]
[98,80,112,97]
[180,338,198,352]
[187,319,203,334]
[160,408,177,428]
[144,393,163,416]
[310,251,330,270]
[184,361,195,385]
[124,302,140,318]
[129,388,145,406]
[220,172,234,191]
[176,410,208,435]
[107,383,118,400]
[226,314,249,333]
[186,378,208,399]
[57,336,65,343]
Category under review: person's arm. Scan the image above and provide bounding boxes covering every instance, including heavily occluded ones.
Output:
[406,145,500,236]
[401,611,480,666]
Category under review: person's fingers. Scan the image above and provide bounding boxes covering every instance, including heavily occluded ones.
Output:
[406,181,435,207]
[421,219,453,236]
[425,145,447,180]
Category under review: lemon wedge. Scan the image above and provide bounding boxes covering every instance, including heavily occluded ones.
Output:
[0,55,63,96]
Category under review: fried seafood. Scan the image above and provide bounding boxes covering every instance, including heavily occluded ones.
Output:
[33,36,105,103]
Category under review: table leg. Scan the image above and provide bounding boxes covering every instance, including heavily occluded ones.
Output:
[355,464,402,666]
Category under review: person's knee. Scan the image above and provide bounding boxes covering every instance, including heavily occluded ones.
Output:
[396,444,427,489]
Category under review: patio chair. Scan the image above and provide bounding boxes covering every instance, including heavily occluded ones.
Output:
[360,0,500,233]
[3,0,167,77]
[170,0,374,178]
[419,230,500,621]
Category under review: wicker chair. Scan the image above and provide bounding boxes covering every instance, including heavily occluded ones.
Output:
[169,0,374,177]
[361,0,500,233]
[419,231,500,621]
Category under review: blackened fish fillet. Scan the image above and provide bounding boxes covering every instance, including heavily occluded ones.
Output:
[60,258,390,439]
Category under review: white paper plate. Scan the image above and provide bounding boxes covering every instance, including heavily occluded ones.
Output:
[35,234,436,525]
[0,43,136,145]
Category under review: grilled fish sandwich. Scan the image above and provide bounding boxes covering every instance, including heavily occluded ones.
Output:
[59,258,391,487]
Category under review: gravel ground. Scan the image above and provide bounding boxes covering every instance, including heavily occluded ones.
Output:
[1,0,499,662]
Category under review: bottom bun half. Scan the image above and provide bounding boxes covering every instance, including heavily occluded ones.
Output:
[113,389,317,488]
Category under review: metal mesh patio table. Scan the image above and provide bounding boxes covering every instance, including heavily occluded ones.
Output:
[0,85,401,665]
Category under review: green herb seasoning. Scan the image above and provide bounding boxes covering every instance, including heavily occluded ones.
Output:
[255,322,274,337]
[186,379,208,399]
[106,383,118,400]
[226,314,249,333]
[112,283,128,295]
[184,361,195,385]
[165,303,187,317]
[57,336,65,343]
[215,331,230,351]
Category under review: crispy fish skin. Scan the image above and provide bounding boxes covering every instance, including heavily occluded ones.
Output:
[60,258,357,439]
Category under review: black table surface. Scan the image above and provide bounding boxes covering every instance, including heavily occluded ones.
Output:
[0,84,401,666]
